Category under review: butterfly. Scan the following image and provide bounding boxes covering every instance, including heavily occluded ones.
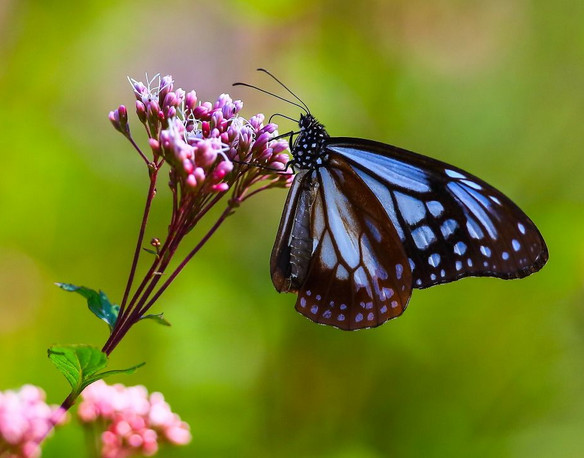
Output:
[236,70,548,330]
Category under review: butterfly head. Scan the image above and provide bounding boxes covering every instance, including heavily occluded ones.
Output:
[291,114,330,170]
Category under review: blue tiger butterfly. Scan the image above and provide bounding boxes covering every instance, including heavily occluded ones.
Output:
[236,69,548,330]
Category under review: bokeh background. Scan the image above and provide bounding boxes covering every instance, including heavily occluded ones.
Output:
[0,0,582,456]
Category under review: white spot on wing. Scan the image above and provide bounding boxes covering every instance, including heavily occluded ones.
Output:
[426,200,444,218]
[395,192,426,225]
[462,179,483,190]
[412,225,437,250]
[466,219,484,240]
[445,169,466,179]
[440,219,458,239]
[336,265,349,280]
[320,232,337,269]
[454,241,467,255]
[354,267,368,289]
[396,264,403,279]
[428,253,441,267]
[512,239,521,251]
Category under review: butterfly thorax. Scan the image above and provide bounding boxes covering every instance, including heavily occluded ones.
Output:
[291,114,330,170]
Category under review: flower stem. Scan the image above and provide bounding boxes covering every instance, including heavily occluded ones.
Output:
[137,199,237,317]
[102,197,238,355]
[118,168,158,318]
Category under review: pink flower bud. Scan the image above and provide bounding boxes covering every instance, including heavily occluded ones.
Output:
[211,183,229,192]
[194,102,212,119]
[272,153,290,165]
[128,433,143,448]
[212,160,234,180]
[163,92,178,109]
[249,114,265,130]
[194,167,205,183]
[253,132,270,151]
[147,100,160,121]
[262,123,277,134]
[148,138,160,154]
[185,91,197,111]
[158,75,174,102]
[108,106,129,134]
[135,101,147,123]
[182,159,194,174]
[269,161,286,171]
[270,141,289,154]
[211,110,223,127]
[165,106,177,118]
[186,174,197,187]
[132,82,147,100]
[201,121,210,137]
[196,142,218,167]
[214,93,232,109]
[165,423,192,445]
[175,89,185,106]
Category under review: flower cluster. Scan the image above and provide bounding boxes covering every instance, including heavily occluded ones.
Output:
[78,380,190,457]
[0,385,66,458]
[109,74,291,206]
[102,74,293,355]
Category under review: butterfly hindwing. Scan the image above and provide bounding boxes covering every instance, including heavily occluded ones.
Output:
[326,139,548,289]
[271,157,413,330]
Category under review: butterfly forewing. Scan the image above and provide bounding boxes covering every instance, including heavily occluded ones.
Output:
[271,157,412,330]
[326,140,548,289]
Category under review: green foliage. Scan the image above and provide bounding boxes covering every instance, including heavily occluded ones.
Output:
[47,345,144,399]
[56,283,119,331]
[140,313,171,326]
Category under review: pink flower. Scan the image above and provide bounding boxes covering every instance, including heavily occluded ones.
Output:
[0,385,66,458]
[79,381,191,457]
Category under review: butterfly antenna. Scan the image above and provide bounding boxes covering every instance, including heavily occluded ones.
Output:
[268,112,299,124]
[257,68,311,114]
[232,82,308,114]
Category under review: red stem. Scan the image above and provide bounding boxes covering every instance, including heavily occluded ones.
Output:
[103,197,237,354]
[118,169,158,317]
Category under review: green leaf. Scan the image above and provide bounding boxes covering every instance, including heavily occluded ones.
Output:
[140,313,171,326]
[48,344,145,398]
[56,283,119,331]
[85,362,146,386]
[142,248,159,256]
[47,345,107,396]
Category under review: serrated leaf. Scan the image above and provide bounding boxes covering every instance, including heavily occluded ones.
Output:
[47,345,107,397]
[56,283,119,331]
[140,313,171,326]
[48,344,145,399]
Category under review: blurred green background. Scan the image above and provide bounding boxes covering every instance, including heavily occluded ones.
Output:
[0,0,582,456]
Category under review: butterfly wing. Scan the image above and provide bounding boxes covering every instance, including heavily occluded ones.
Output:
[271,158,412,330]
[326,138,548,289]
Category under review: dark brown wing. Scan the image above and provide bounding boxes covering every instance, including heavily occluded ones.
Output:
[326,140,548,288]
[271,158,413,330]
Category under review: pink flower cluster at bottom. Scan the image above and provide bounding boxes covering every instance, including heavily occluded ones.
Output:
[0,385,66,458]
[78,380,191,457]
